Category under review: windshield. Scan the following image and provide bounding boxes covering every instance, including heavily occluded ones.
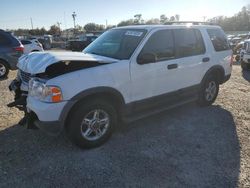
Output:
[83,29,147,60]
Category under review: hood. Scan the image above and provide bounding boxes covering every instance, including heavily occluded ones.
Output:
[17,51,117,74]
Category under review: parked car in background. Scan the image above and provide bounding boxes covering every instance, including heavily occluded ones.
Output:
[241,39,250,71]
[9,24,232,148]
[66,35,98,51]
[0,29,23,79]
[21,39,43,54]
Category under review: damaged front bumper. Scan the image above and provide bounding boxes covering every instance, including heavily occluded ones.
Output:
[26,96,68,135]
[7,79,28,111]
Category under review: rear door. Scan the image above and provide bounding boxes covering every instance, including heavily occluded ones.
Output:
[172,28,207,89]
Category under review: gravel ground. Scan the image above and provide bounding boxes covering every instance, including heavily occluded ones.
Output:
[0,66,249,188]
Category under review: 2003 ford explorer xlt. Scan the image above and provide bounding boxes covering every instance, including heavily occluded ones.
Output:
[8,24,232,148]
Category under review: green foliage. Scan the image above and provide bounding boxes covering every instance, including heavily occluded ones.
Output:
[84,23,105,32]
[48,25,61,35]
[117,19,136,27]
[10,5,250,36]
[146,18,160,25]
[14,27,47,36]
[118,14,180,26]
[208,6,250,31]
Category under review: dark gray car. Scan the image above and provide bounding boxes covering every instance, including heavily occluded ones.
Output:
[0,30,23,79]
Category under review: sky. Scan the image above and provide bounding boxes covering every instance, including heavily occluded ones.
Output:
[0,0,249,30]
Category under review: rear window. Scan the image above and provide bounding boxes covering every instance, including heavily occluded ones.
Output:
[0,33,11,46]
[207,29,230,51]
[174,29,206,58]
[21,40,32,45]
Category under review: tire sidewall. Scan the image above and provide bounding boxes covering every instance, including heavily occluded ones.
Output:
[67,100,117,149]
[199,75,219,106]
[0,61,9,79]
[241,61,247,70]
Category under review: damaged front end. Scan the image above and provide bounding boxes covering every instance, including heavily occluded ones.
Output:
[8,76,27,110]
[7,70,36,128]
[7,51,115,130]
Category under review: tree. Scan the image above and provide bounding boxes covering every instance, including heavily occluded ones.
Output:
[160,15,168,24]
[134,14,142,24]
[175,14,180,21]
[84,23,105,32]
[106,25,116,30]
[117,19,135,27]
[48,25,61,35]
[74,25,85,34]
[146,18,160,25]
[169,16,176,21]
[208,5,250,31]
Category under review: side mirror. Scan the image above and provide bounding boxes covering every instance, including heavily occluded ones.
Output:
[137,53,157,64]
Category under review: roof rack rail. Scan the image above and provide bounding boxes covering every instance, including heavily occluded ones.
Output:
[164,21,216,26]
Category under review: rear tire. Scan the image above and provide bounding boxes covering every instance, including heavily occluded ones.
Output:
[0,60,9,79]
[241,61,250,71]
[241,61,247,70]
[66,99,117,149]
[198,75,219,106]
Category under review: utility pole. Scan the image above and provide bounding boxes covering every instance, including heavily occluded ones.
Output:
[30,17,33,30]
[72,12,77,35]
[72,12,77,29]
[106,19,108,29]
[57,22,62,35]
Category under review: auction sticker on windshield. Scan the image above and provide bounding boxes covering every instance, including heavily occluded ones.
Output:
[125,31,143,37]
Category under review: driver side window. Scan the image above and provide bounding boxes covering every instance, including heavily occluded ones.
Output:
[138,30,175,64]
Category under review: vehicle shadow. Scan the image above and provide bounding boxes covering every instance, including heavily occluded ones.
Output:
[0,104,240,187]
[0,76,8,81]
[242,70,250,82]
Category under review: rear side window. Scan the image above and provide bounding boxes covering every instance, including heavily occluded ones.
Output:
[207,29,230,51]
[140,30,175,61]
[174,29,205,58]
[0,33,11,46]
[21,40,32,45]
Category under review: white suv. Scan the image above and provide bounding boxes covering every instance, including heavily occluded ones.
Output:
[9,24,232,148]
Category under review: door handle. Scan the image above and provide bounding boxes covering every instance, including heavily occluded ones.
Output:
[202,57,210,63]
[167,64,178,70]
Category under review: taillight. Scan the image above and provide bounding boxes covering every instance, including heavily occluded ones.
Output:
[13,45,24,53]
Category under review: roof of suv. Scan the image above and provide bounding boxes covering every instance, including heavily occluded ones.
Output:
[114,24,221,31]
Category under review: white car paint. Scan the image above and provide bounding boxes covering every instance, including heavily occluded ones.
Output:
[18,51,118,74]
[17,25,232,123]
[21,39,44,54]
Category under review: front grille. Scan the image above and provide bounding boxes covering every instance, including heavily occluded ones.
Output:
[20,70,31,84]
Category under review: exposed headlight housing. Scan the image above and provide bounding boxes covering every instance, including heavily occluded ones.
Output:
[29,78,63,103]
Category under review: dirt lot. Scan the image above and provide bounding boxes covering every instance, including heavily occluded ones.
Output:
[0,66,249,188]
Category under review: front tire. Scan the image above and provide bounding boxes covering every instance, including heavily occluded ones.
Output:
[198,75,219,106]
[0,60,9,79]
[66,99,117,149]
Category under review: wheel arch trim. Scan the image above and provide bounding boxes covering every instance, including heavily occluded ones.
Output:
[201,65,225,85]
[59,87,126,128]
